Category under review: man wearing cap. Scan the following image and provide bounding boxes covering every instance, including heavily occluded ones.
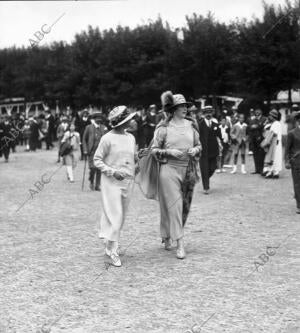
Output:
[197,106,222,194]
[83,111,107,191]
[144,104,158,146]
[248,108,267,174]
[0,116,13,162]
[285,112,300,214]
[286,104,300,132]
[45,109,55,150]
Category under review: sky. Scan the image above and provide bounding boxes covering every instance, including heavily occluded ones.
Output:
[0,0,288,48]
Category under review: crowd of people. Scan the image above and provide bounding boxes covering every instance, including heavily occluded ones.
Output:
[1,96,300,266]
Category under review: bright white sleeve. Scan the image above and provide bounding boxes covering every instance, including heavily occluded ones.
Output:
[93,136,116,177]
[271,121,280,136]
[61,131,69,143]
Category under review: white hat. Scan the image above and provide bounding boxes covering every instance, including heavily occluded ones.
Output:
[108,106,136,128]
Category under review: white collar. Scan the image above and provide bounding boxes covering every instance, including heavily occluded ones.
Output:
[91,119,100,128]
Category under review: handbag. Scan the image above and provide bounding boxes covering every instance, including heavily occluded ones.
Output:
[136,151,160,200]
[59,134,74,157]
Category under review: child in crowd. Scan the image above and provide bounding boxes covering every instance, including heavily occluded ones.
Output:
[61,123,81,182]
[230,113,248,174]
[217,117,231,173]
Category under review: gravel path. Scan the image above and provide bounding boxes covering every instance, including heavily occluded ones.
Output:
[0,147,299,333]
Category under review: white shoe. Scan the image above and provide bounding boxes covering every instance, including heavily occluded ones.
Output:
[221,168,226,173]
[176,246,186,259]
[216,169,221,173]
[241,164,247,174]
[105,248,122,267]
[230,166,237,174]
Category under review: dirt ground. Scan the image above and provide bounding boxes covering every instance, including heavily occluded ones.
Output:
[0,146,299,333]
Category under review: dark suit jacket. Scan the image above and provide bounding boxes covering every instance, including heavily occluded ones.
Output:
[286,127,300,162]
[249,116,267,144]
[82,123,107,155]
[197,118,221,158]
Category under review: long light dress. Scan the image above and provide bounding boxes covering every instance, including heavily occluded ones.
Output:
[94,131,136,242]
[269,120,282,174]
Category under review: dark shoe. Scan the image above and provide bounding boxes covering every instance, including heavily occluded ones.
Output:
[203,189,209,195]
[164,238,172,251]
[95,186,101,191]
[89,183,94,191]
[265,172,273,179]
[251,171,259,174]
[272,174,279,179]
[296,208,300,214]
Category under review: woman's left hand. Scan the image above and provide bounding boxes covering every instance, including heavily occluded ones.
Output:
[187,148,198,157]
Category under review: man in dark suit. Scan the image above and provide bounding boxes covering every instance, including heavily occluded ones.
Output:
[45,110,55,150]
[248,108,267,174]
[144,104,158,147]
[29,117,39,151]
[197,106,222,194]
[0,116,14,162]
[83,112,107,191]
[285,112,300,214]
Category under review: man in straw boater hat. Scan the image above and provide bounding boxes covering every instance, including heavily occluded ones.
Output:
[82,110,107,191]
[94,106,137,267]
[197,105,222,194]
[286,111,300,214]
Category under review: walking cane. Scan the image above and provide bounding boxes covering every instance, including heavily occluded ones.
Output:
[82,156,87,191]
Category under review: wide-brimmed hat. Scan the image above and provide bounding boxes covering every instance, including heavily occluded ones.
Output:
[161,91,192,113]
[269,109,280,120]
[108,106,136,128]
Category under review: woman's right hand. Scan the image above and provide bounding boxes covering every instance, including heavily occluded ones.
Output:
[167,149,184,158]
[113,171,126,181]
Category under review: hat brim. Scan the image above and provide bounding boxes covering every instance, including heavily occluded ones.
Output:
[167,102,192,112]
[203,109,214,114]
[111,112,136,128]
[90,112,102,119]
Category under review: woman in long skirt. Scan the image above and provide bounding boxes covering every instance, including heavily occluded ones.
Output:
[151,91,202,259]
[94,106,137,267]
[61,123,81,182]
[264,109,282,179]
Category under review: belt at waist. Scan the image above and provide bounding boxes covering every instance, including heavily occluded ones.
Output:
[167,157,189,167]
